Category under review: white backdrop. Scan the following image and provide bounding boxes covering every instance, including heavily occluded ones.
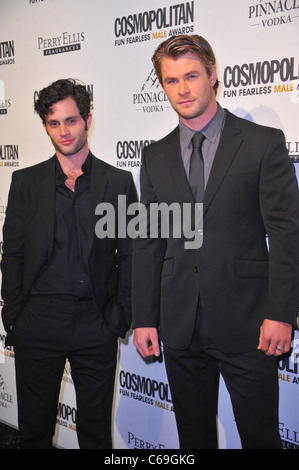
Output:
[0,0,298,449]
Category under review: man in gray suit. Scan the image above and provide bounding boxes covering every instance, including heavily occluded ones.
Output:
[132,35,299,449]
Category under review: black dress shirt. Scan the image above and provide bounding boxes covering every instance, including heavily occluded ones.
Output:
[31,153,93,300]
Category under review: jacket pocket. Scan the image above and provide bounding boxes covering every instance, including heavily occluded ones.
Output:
[161,258,174,277]
[236,259,269,278]
[226,164,257,176]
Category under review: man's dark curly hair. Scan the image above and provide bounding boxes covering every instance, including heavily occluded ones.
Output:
[34,79,91,124]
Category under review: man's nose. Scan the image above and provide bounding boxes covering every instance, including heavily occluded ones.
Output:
[59,123,69,135]
[178,80,189,95]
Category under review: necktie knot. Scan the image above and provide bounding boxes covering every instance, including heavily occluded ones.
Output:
[192,132,205,149]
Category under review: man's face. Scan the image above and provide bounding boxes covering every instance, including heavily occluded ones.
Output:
[160,52,217,127]
[43,96,92,158]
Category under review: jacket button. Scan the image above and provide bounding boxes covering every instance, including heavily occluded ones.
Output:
[194,266,198,273]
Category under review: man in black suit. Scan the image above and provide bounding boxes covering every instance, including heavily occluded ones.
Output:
[132,35,299,449]
[1,79,137,448]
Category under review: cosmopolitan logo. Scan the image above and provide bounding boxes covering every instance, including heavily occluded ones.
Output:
[57,401,76,431]
[0,40,15,66]
[277,339,299,385]
[119,370,173,411]
[0,331,13,362]
[119,370,172,402]
[0,145,19,167]
[249,0,299,27]
[37,31,85,56]
[222,57,299,98]
[224,57,298,88]
[116,139,155,169]
[114,2,194,46]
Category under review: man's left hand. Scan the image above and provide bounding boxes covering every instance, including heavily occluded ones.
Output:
[258,319,292,356]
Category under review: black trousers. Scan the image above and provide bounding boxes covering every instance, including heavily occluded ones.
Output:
[163,303,282,450]
[13,296,117,449]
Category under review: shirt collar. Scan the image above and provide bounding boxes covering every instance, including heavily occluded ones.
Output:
[179,103,226,149]
[55,151,92,182]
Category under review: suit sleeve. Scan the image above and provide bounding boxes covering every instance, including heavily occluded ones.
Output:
[259,128,299,326]
[1,171,25,334]
[115,172,138,309]
[132,148,167,329]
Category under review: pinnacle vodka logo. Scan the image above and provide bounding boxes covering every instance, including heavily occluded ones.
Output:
[132,69,171,114]
[248,0,299,28]
[0,375,14,409]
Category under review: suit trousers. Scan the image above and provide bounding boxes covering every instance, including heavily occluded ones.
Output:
[13,295,117,449]
[163,301,282,449]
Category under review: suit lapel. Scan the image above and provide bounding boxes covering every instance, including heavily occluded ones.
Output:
[88,154,108,253]
[34,157,56,259]
[165,126,195,203]
[203,111,243,216]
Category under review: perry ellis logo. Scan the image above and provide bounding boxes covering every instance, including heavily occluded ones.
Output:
[287,140,299,162]
[127,431,165,449]
[38,31,85,56]
[0,98,12,115]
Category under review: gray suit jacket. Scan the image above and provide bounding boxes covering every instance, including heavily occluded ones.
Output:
[132,111,299,352]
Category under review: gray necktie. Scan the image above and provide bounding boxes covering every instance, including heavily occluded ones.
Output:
[189,133,205,202]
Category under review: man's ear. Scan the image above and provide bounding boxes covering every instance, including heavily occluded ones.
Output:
[210,65,217,88]
[86,113,92,131]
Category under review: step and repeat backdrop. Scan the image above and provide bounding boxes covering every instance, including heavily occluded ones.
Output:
[0,0,298,449]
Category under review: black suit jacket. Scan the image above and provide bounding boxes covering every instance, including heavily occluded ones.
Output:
[132,110,299,353]
[1,152,137,345]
